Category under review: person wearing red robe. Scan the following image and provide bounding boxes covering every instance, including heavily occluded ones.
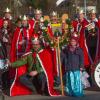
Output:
[0,8,13,54]
[0,7,13,29]
[47,11,62,38]
[0,8,13,91]
[85,10,100,85]
[26,12,35,34]
[72,10,90,68]
[8,34,60,96]
[86,9,100,65]
[9,15,33,96]
[0,19,12,57]
[33,9,43,35]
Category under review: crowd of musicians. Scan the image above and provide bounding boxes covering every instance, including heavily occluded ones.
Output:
[0,7,100,97]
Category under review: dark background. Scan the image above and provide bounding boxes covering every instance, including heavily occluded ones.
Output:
[0,0,100,20]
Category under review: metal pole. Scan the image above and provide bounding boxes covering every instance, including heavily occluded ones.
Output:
[84,0,87,17]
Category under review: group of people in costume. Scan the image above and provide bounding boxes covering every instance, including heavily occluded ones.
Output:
[0,6,100,97]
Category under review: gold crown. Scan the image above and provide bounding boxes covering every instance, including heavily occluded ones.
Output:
[78,9,84,14]
[19,15,22,19]
[34,9,42,14]
[22,15,27,20]
[4,7,11,13]
[90,9,96,14]
[51,11,57,16]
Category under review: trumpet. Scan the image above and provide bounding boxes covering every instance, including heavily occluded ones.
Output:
[85,22,95,31]
[85,22,96,36]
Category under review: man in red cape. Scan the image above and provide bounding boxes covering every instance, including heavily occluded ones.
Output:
[84,10,100,84]
[72,10,90,67]
[9,33,60,96]
[9,15,33,96]
[87,9,100,64]
[72,9,100,86]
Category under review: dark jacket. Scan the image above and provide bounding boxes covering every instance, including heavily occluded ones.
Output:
[0,40,7,59]
[61,46,84,71]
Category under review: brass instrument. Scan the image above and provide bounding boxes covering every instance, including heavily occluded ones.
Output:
[85,22,96,36]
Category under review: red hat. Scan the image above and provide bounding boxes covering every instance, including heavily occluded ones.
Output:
[70,33,79,42]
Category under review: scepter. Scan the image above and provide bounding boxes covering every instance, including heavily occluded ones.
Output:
[54,29,64,95]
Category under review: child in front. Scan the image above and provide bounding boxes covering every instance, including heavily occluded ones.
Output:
[61,33,84,97]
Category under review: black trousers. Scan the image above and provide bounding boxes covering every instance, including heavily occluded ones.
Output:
[19,72,48,94]
[0,71,2,89]
[1,71,10,89]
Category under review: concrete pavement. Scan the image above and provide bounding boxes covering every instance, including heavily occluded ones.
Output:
[1,90,100,100]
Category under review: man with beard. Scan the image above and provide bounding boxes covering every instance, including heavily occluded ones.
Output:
[8,34,61,96]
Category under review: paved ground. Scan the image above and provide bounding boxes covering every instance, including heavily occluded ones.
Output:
[0,88,100,100]
[0,87,100,100]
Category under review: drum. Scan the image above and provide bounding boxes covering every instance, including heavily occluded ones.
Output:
[94,62,100,88]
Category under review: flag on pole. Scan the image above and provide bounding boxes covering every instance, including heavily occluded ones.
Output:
[56,0,66,6]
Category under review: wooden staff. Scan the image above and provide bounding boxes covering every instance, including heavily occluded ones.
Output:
[57,37,64,96]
